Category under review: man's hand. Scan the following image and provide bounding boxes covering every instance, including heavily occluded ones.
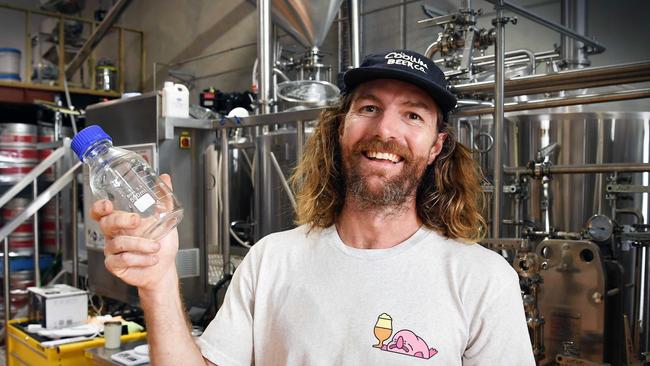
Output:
[90,174,179,293]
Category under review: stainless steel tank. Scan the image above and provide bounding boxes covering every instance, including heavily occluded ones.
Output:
[455,111,649,233]
[254,129,300,241]
[505,111,648,233]
[454,110,650,363]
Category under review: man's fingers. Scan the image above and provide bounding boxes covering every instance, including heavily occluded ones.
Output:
[158,174,176,212]
[104,236,160,256]
[90,200,113,221]
[160,173,173,190]
[105,252,159,273]
[99,212,140,237]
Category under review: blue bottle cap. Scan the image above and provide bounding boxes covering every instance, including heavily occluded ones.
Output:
[71,125,112,160]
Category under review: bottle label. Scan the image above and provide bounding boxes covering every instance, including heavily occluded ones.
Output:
[133,193,155,213]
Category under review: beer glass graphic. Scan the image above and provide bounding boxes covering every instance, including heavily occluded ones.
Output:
[373,313,393,348]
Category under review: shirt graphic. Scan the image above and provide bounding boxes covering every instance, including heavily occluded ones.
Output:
[373,313,438,360]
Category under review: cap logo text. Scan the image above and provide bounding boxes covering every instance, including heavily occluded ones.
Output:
[384,52,429,74]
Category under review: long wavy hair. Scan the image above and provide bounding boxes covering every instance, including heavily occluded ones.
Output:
[289,93,487,242]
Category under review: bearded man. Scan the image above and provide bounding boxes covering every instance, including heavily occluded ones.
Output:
[92,49,535,365]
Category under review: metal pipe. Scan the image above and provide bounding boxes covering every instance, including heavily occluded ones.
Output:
[140,32,145,92]
[472,49,536,73]
[451,61,650,97]
[492,0,506,238]
[349,0,361,67]
[3,237,9,348]
[166,88,648,133]
[220,131,230,277]
[593,118,605,214]
[452,88,650,116]
[504,162,650,175]
[456,99,495,108]
[425,39,441,60]
[119,28,125,94]
[257,0,272,115]
[72,173,78,288]
[473,55,546,70]
[169,42,256,67]
[269,151,297,210]
[456,120,475,154]
[54,117,62,256]
[513,122,521,238]
[33,180,40,286]
[58,16,64,86]
[152,62,158,92]
[641,248,650,356]
[55,195,61,254]
[273,68,291,82]
[162,108,323,138]
[25,10,31,83]
[483,0,605,54]
[399,0,407,49]
[62,78,78,134]
[438,49,558,65]
[337,8,344,72]
[633,246,644,356]
[296,121,305,166]
[561,0,589,68]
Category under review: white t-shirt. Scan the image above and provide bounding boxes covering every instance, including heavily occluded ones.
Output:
[197,225,535,365]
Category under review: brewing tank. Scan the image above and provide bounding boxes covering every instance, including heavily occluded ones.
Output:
[456,111,649,234]
[254,129,300,241]
[454,110,650,363]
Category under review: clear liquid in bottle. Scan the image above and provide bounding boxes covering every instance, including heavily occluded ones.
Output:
[72,125,183,241]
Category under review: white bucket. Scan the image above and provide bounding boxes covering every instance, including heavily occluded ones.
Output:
[0,48,21,80]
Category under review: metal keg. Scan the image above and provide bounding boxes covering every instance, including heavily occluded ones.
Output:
[10,289,29,316]
[40,200,61,254]
[0,123,37,164]
[10,270,34,290]
[0,163,36,183]
[41,200,61,219]
[2,198,34,235]
[41,233,59,254]
[1,291,29,317]
[37,123,73,181]
[7,234,35,256]
[0,123,37,144]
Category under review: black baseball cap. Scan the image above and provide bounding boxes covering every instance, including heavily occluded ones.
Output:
[342,49,457,121]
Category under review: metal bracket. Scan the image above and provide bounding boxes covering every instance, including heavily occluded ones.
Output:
[417,14,460,28]
[555,354,610,365]
[479,238,531,251]
[504,184,521,194]
[492,15,517,26]
[482,183,494,193]
[606,184,650,194]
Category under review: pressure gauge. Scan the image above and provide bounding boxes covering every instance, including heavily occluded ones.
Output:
[585,214,614,242]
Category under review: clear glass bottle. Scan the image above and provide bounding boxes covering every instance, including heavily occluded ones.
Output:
[72,125,183,240]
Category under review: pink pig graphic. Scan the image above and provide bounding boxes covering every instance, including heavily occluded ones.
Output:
[380,329,438,359]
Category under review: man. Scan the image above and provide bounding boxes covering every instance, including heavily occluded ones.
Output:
[92,49,535,365]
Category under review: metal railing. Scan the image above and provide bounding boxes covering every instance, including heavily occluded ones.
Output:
[0,138,80,346]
